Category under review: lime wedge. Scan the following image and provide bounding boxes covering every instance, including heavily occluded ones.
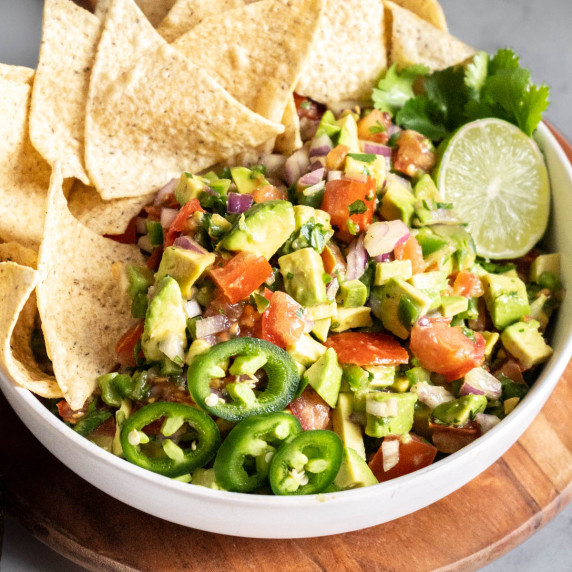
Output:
[435,118,550,259]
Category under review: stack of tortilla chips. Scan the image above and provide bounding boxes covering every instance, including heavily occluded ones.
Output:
[0,0,474,410]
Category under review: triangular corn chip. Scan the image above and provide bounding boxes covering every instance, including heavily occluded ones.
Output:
[134,0,177,26]
[37,163,144,409]
[30,0,100,184]
[0,63,34,84]
[275,96,302,156]
[390,0,447,32]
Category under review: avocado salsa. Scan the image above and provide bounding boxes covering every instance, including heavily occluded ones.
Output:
[49,94,563,495]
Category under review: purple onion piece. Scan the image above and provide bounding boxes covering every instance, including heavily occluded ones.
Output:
[346,235,368,281]
[196,315,230,339]
[475,413,502,434]
[461,368,502,399]
[363,220,410,257]
[326,277,340,299]
[458,382,486,396]
[386,124,402,138]
[259,153,287,177]
[284,148,310,186]
[160,208,178,229]
[298,167,325,187]
[227,192,254,214]
[173,235,207,254]
[310,158,326,170]
[373,253,392,263]
[362,141,392,157]
[309,133,334,157]
[154,178,178,206]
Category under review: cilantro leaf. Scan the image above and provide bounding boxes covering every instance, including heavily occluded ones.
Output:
[395,97,449,140]
[423,66,467,129]
[372,64,429,115]
[465,51,489,97]
[348,200,367,216]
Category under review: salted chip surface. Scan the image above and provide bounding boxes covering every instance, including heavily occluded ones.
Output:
[385,1,475,71]
[37,164,144,410]
[0,242,38,268]
[67,180,153,236]
[30,0,100,184]
[389,0,447,32]
[295,0,387,105]
[275,96,302,156]
[158,0,244,43]
[0,261,62,399]
[134,0,177,26]
[0,79,52,248]
[172,0,324,126]
[0,63,35,84]
[85,0,283,200]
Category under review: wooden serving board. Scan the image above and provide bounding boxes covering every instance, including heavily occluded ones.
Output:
[0,125,570,571]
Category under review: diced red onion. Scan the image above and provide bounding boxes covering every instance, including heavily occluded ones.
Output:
[227,192,253,214]
[160,208,178,229]
[364,220,410,257]
[326,277,339,299]
[362,141,392,157]
[301,181,325,197]
[173,236,207,254]
[135,217,147,235]
[299,167,325,187]
[309,133,334,157]
[387,124,402,138]
[284,148,310,186]
[259,154,287,177]
[184,299,202,319]
[373,253,392,263]
[475,413,501,434]
[310,158,326,170]
[411,381,455,409]
[153,178,178,206]
[346,235,368,281]
[328,170,342,181]
[196,315,230,339]
[382,439,400,472]
[459,368,502,399]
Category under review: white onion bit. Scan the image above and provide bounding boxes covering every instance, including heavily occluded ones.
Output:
[382,439,400,472]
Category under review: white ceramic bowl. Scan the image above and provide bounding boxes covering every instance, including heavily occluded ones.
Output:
[1,123,572,539]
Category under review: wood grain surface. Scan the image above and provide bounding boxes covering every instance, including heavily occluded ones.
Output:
[0,123,570,571]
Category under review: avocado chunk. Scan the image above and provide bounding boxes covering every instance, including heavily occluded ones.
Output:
[431,394,487,426]
[307,301,337,321]
[142,276,187,363]
[372,278,431,339]
[332,393,366,459]
[366,365,396,389]
[339,279,368,308]
[482,273,530,330]
[380,178,416,225]
[481,331,500,358]
[345,153,386,189]
[316,109,340,139]
[279,247,327,306]
[365,392,417,438]
[440,295,469,317]
[303,347,342,407]
[431,225,476,272]
[293,204,331,230]
[331,306,372,332]
[219,200,296,260]
[336,113,360,153]
[414,173,442,201]
[409,270,448,311]
[334,447,378,490]
[500,320,553,370]
[230,166,268,194]
[286,334,327,367]
[174,172,205,206]
[530,253,560,283]
[374,260,412,286]
[311,318,331,342]
[155,246,216,299]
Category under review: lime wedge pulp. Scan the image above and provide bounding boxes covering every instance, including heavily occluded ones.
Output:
[435,118,550,260]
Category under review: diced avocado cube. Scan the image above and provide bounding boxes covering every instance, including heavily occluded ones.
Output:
[345,154,386,189]
[303,348,342,407]
[336,113,360,153]
[316,109,340,139]
[339,279,368,308]
[440,295,469,317]
[341,365,369,393]
[529,293,550,331]
[409,270,448,291]
[405,366,431,386]
[175,172,204,206]
[279,247,328,307]
[142,276,187,363]
[365,366,395,388]
[380,180,416,226]
[374,260,412,286]
[482,273,530,330]
[372,278,431,339]
[311,318,331,342]
[333,447,378,489]
[504,396,520,415]
[415,227,450,257]
[208,214,232,239]
[457,297,480,321]
[500,320,553,370]
[230,166,268,194]
[219,200,296,260]
[414,173,442,201]
[229,354,267,376]
[293,204,331,230]
[431,225,477,273]
[530,253,560,283]
[390,376,411,392]
[431,394,487,426]
[413,401,432,440]
[155,246,216,299]
[481,331,500,358]
[500,268,519,279]
[365,392,417,438]
[307,301,337,321]
[331,306,372,332]
[286,334,327,367]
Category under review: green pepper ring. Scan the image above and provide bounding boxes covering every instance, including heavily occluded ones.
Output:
[187,338,300,422]
[120,402,220,478]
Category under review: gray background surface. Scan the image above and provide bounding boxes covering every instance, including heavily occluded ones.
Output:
[1,0,571,570]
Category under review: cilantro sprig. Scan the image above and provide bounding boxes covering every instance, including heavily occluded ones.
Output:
[372,49,549,139]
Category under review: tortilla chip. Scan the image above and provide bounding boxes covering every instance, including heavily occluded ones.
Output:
[385,1,475,71]
[172,0,325,127]
[158,0,244,43]
[67,180,153,236]
[134,0,177,26]
[29,0,100,184]
[0,261,62,399]
[275,96,302,156]
[0,243,38,268]
[85,0,283,200]
[36,163,144,409]
[0,79,52,249]
[295,0,387,105]
[0,63,35,84]
[389,0,447,32]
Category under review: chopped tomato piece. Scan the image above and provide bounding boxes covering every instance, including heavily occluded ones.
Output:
[493,358,525,385]
[293,93,324,121]
[259,290,305,349]
[145,246,163,271]
[324,332,409,366]
[368,434,437,482]
[115,322,145,367]
[288,387,331,430]
[394,235,426,274]
[251,184,287,203]
[209,251,272,304]
[430,421,481,454]
[326,144,350,171]
[105,216,138,245]
[452,271,484,298]
[321,241,347,278]
[393,130,437,178]
[164,199,204,247]
[410,317,486,381]
[357,109,392,144]
[320,176,376,242]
